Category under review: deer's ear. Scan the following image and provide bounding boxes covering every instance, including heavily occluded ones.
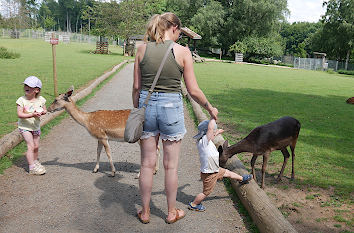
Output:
[223,140,229,150]
[66,86,74,97]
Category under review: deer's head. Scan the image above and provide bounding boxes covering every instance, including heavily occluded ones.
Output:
[218,140,230,168]
[47,86,74,112]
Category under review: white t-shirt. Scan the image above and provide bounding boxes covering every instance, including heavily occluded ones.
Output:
[16,96,46,131]
[197,135,220,173]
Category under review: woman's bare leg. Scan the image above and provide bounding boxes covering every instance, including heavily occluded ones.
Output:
[139,136,159,220]
[163,139,185,221]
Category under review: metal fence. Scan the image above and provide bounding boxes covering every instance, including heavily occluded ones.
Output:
[273,55,353,71]
[0,28,124,46]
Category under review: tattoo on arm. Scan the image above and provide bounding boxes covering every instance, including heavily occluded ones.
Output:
[204,101,209,109]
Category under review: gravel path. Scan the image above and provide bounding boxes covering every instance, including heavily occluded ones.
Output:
[0,63,248,233]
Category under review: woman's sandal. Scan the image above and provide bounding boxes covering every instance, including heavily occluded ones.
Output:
[137,210,150,224]
[165,208,186,224]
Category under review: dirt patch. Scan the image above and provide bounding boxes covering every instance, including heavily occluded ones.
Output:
[238,154,353,233]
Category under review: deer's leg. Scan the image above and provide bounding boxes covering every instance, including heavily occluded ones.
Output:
[93,140,104,173]
[261,152,270,189]
[100,138,116,177]
[278,148,290,182]
[250,155,258,183]
[290,141,297,180]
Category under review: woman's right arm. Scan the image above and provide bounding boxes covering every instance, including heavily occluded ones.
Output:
[181,47,218,120]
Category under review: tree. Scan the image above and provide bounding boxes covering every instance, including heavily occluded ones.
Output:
[166,0,203,26]
[190,0,225,48]
[81,4,94,34]
[242,34,284,59]
[320,0,353,67]
[229,41,246,54]
[1,0,30,29]
[220,0,288,50]
[280,22,321,57]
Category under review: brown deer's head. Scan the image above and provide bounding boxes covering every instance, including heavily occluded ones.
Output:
[47,86,74,112]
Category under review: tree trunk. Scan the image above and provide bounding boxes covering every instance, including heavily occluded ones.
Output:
[66,11,69,32]
[181,84,297,233]
[345,49,350,70]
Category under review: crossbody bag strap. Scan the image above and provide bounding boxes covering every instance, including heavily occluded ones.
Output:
[143,42,175,107]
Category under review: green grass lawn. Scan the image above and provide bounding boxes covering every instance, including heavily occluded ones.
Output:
[194,62,354,197]
[0,38,126,137]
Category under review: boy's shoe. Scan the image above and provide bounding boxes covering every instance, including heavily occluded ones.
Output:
[188,202,206,212]
[29,164,46,175]
[240,174,252,185]
[34,161,46,172]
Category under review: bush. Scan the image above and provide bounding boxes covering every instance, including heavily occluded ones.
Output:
[0,47,20,59]
[337,69,354,76]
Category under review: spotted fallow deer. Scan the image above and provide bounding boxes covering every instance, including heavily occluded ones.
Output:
[218,116,301,188]
[47,86,159,177]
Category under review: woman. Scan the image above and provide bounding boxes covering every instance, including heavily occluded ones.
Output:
[133,12,219,224]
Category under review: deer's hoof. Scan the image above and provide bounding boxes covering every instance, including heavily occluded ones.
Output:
[93,169,98,173]
[109,171,115,177]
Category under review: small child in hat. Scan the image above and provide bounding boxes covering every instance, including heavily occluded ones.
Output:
[188,119,252,212]
[16,76,47,175]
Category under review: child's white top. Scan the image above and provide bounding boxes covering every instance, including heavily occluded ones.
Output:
[16,96,46,131]
[197,135,220,173]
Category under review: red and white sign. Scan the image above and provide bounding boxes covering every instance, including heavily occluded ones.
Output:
[50,38,59,45]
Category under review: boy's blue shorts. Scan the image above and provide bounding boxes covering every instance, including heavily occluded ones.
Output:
[139,90,186,141]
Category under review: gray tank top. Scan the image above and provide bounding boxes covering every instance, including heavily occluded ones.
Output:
[139,40,184,93]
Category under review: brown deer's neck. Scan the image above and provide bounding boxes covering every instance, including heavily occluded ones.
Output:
[226,139,253,157]
[64,100,89,127]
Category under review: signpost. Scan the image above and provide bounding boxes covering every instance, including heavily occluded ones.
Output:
[50,33,59,96]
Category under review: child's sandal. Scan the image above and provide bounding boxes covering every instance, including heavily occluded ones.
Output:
[188,202,206,211]
[240,174,253,185]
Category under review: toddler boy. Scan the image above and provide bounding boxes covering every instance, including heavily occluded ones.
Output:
[188,119,252,211]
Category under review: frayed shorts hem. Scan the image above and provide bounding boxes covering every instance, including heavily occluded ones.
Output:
[140,130,187,141]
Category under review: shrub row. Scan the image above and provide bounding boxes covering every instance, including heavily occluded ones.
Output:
[337,69,354,76]
[0,47,20,59]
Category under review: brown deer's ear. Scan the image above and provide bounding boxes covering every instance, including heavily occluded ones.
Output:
[66,86,74,97]
[223,140,229,150]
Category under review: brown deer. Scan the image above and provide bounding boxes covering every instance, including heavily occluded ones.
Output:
[346,97,354,104]
[218,116,301,188]
[47,86,159,177]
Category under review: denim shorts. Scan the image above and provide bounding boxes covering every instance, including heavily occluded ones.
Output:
[139,90,186,141]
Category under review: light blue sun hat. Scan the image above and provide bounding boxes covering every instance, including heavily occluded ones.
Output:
[193,120,217,140]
